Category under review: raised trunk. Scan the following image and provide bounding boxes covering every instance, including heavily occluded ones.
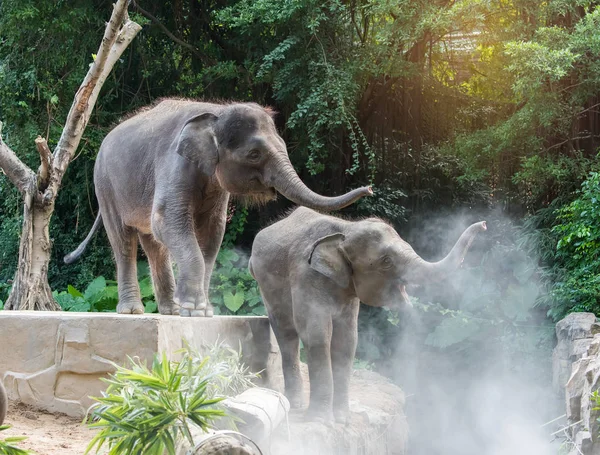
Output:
[269,157,372,211]
[4,190,59,311]
[407,221,487,283]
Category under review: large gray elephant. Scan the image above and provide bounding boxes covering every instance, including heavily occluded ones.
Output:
[65,99,371,317]
[249,207,486,423]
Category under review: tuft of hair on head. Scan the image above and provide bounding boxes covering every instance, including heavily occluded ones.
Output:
[263,105,278,120]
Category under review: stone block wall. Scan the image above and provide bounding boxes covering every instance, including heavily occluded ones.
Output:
[0,312,280,418]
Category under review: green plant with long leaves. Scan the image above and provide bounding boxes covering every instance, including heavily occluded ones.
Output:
[0,426,33,455]
[85,341,258,455]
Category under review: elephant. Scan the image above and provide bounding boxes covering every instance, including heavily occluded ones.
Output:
[249,207,486,424]
[0,379,6,425]
[64,99,372,317]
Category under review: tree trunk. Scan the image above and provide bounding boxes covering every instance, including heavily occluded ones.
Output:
[0,0,140,311]
[5,193,58,311]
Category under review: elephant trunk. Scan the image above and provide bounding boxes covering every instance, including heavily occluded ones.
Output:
[268,155,372,211]
[407,221,487,284]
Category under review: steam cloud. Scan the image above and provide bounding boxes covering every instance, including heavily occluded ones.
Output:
[393,210,563,455]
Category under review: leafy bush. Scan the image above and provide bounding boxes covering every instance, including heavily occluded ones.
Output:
[209,249,264,316]
[86,341,258,455]
[547,171,600,318]
[53,261,157,313]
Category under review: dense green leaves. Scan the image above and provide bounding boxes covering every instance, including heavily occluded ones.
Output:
[52,262,157,313]
[545,172,600,318]
[85,342,258,455]
[0,0,599,324]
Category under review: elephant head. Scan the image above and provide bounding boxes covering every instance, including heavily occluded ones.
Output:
[175,103,372,210]
[308,219,487,309]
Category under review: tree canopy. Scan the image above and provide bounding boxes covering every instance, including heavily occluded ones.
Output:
[0,0,599,318]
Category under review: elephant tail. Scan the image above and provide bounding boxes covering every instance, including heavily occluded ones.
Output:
[64,213,103,264]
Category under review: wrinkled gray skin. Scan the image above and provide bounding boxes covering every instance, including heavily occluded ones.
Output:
[249,207,486,424]
[65,99,371,317]
[0,380,6,425]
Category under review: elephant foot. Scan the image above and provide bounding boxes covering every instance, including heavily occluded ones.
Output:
[158,300,178,315]
[176,299,214,318]
[333,407,350,425]
[304,408,334,426]
[286,393,304,410]
[117,300,144,314]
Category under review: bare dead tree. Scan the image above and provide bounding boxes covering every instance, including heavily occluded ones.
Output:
[0,1,141,311]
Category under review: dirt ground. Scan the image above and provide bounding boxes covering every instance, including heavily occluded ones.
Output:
[2,401,98,455]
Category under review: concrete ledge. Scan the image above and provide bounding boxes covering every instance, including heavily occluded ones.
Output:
[0,312,280,418]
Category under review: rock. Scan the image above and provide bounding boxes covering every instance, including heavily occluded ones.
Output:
[553,312,599,395]
[556,313,600,341]
[269,367,408,455]
[556,313,600,454]
[565,358,590,420]
[0,312,280,417]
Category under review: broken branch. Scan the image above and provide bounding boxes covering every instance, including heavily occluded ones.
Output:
[0,122,36,195]
[35,136,52,190]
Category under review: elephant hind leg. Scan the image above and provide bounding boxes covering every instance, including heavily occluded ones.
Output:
[103,213,143,314]
[139,234,176,315]
[263,294,304,409]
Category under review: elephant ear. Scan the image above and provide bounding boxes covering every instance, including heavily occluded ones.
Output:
[175,112,219,176]
[308,233,352,288]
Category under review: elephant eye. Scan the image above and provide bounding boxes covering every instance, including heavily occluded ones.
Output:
[381,256,393,269]
[247,149,261,161]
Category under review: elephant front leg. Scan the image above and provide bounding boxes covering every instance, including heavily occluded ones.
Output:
[195,195,228,318]
[268,308,304,408]
[331,303,360,425]
[296,305,334,423]
[152,208,208,317]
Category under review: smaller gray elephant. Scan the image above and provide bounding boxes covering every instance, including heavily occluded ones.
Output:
[249,207,486,424]
[0,380,6,425]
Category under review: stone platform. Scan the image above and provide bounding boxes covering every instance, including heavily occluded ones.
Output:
[269,367,408,455]
[0,312,280,418]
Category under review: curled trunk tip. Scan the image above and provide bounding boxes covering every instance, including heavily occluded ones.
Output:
[269,158,373,211]
[409,220,487,283]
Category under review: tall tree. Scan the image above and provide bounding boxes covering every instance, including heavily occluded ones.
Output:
[0,0,141,310]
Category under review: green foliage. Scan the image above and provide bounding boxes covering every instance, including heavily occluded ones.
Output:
[86,341,257,455]
[209,249,264,316]
[546,172,600,318]
[0,0,598,335]
[513,152,599,211]
[591,390,600,434]
[0,426,33,455]
[53,262,157,313]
